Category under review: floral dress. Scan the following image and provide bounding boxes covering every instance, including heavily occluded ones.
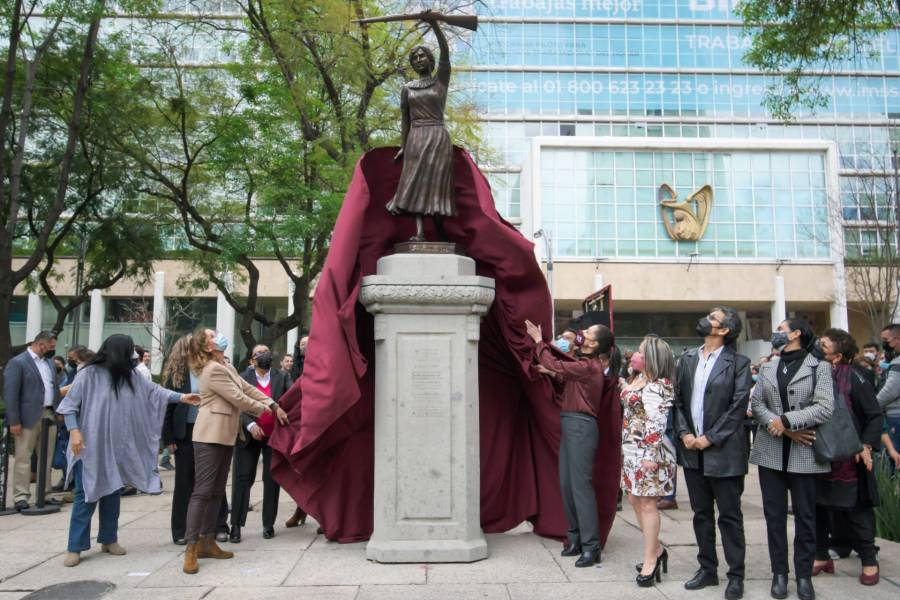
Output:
[621,379,676,497]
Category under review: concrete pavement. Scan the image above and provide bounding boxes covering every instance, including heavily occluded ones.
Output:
[1,465,899,599]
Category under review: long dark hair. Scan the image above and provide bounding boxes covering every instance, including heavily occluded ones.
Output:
[89,334,136,397]
[588,324,622,379]
[784,318,815,352]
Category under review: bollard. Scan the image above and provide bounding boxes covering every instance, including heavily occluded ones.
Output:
[0,424,16,516]
[21,415,60,516]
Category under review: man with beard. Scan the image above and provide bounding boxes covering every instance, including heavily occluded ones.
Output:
[673,307,752,600]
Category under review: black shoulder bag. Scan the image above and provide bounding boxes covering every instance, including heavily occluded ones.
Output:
[811,363,862,465]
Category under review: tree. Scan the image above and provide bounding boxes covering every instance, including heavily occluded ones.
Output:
[0,0,164,365]
[842,171,899,340]
[737,0,900,119]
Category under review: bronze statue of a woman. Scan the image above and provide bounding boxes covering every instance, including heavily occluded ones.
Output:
[356,10,477,242]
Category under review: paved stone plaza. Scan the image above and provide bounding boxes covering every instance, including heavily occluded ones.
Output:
[1,466,899,599]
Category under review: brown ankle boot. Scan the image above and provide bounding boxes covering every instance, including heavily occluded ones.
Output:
[199,534,234,559]
[183,542,199,574]
[285,507,307,528]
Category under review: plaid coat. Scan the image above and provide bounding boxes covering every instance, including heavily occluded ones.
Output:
[749,354,834,474]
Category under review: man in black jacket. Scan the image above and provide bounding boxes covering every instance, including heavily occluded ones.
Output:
[229,345,289,542]
[674,306,753,600]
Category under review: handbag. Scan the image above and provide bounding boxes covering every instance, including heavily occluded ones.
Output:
[812,365,862,464]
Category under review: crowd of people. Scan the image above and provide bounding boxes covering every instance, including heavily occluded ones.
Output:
[3,313,900,596]
[3,328,309,573]
[531,312,900,599]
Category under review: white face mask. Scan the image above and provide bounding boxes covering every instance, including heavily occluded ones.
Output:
[864,352,877,361]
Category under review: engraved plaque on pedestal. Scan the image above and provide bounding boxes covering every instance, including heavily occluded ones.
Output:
[397,335,452,520]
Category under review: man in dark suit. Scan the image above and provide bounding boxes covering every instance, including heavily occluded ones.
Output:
[673,307,753,600]
[4,331,61,511]
[229,345,288,542]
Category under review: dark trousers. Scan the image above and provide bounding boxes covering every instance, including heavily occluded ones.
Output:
[171,431,228,541]
[185,442,233,543]
[815,505,878,566]
[683,466,746,579]
[559,412,599,553]
[759,466,817,578]
[231,440,280,529]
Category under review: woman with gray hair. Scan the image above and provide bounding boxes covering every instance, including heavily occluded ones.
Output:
[621,335,676,587]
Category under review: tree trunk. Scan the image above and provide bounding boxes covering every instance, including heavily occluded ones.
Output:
[13,3,104,285]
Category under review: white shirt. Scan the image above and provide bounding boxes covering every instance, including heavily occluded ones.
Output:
[691,345,724,436]
[27,347,55,408]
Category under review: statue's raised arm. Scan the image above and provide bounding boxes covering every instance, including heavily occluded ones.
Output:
[424,12,451,87]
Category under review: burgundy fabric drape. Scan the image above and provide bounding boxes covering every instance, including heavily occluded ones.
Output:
[268,147,622,546]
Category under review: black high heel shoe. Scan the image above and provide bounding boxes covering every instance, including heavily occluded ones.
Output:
[634,548,668,574]
[636,553,664,587]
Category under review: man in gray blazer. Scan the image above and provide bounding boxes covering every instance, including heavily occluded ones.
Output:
[4,331,61,511]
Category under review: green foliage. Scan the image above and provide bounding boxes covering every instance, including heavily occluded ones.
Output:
[737,0,900,120]
[874,455,900,542]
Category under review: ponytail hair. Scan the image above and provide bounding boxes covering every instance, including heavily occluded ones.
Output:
[587,324,621,378]
[785,318,815,352]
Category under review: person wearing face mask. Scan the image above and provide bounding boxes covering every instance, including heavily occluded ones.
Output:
[877,324,900,451]
[229,345,289,542]
[812,329,882,586]
[553,333,575,357]
[621,335,677,587]
[56,334,202,567]
[672,307,752,600]
[853,343,879,388]
[182,329,289,574]
[4,331,62,512]
[526,320,622,569]
[750,318,834,600]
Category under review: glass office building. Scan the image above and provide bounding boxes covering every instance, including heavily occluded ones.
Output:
[453,1,899,349]
[12,2,898,356]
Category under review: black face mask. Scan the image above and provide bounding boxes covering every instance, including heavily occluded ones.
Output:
[255,352,273,371]
[695,317,714,338]
[884,340,894,354]
[67,359,78,369]
[810,338,825,361]
[42,349,55,360]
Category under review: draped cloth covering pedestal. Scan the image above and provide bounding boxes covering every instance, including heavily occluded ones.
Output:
[268,147,622,546]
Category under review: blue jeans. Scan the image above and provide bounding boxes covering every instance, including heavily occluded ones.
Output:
[67,461,121,552]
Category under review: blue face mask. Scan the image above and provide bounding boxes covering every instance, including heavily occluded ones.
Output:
[553,338,571,353]
[751,374,759,382]
[880,361,891,371]
[214,332,229,352]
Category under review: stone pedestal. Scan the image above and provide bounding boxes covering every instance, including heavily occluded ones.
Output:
[360,253,494,563]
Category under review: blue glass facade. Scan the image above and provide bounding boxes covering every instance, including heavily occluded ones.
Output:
[539,148,830,260]
[456,2,899,265]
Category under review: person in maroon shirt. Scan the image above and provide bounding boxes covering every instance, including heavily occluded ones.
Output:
[526,320,622,568]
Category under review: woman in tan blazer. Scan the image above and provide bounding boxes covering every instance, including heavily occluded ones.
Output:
[182,328,288,574]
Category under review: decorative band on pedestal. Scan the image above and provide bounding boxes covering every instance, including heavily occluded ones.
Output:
[360,284,495,308]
